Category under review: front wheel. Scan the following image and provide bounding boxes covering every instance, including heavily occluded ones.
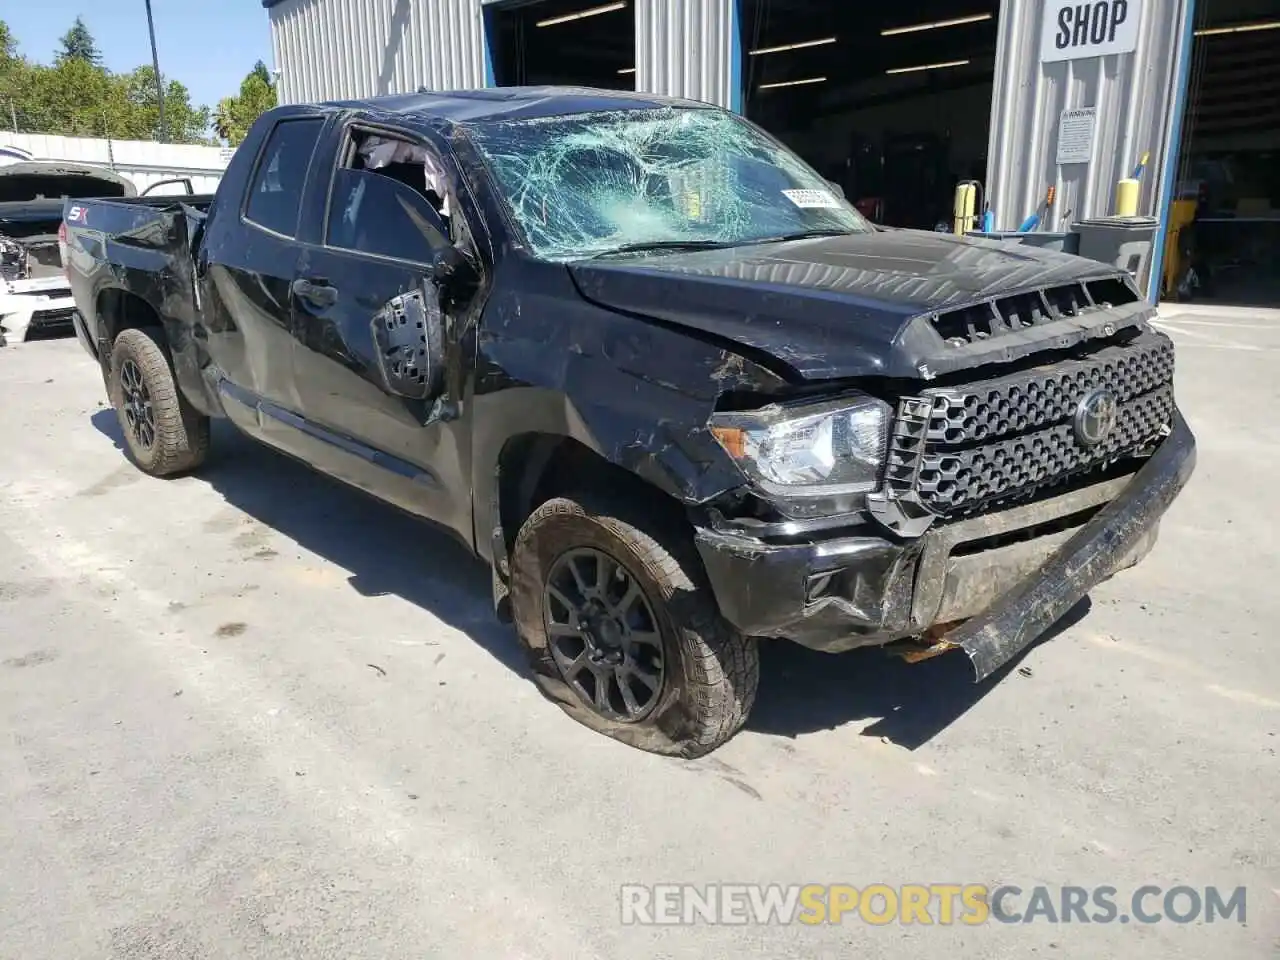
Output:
[510,493,759,757]
[109,328,210,477]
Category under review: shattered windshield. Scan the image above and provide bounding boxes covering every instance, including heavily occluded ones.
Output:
[466,107,872,262]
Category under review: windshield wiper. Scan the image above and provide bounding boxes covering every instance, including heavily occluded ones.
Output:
[589,239,737,259]
[747,229,853,245]
[588,230,854,259]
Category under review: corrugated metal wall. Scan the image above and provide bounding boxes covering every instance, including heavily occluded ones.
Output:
[986,0,1193,232]
[270,0,740,109]
[636,0,737,108]
[0,132,230,194]
[269,0,487,105]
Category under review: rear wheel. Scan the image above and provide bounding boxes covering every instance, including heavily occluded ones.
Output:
[109,328,209,477]
[510,493,759,757]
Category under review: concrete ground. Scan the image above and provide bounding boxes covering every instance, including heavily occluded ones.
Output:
[0,314,1276,959]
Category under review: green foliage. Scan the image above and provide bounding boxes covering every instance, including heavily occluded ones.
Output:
[57,16,102,66]
[18,55,124,137]
[0,17,248,145]
[214,60,278,146]
[121,66,215,144]
[0,20,26,127]
[0,21,18,64]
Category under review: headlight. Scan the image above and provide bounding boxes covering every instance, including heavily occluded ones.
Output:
[709,392,890,494]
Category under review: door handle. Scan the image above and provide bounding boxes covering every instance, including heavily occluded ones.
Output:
[292,277,338,307]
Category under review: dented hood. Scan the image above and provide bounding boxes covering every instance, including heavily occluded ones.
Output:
[569,229,1123,380]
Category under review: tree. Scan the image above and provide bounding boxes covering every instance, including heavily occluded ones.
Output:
[1,17,222,143]
[18,55,121,137]
[121,66,213,144]
[0,20,26,132]
[214,60,277,146]
[57,17,102,67]
[0,20,18,64]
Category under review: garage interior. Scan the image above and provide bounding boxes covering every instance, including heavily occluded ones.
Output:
[741,0,999,231]
[1166,0,1280,306]
[487,0,637,90]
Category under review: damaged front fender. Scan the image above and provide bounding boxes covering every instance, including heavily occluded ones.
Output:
[471,273,790,563]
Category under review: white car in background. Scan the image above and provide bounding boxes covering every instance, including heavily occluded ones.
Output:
[0,144,36,166]
[0,157,139,345]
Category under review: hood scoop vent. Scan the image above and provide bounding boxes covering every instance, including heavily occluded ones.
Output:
[930,278,1139,347]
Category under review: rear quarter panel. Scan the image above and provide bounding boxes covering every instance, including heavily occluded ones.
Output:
[63,197,212,409]
[63,198,209,336]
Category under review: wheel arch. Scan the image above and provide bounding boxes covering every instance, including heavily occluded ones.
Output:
[490,432,694,580]
[96,287,167,344]
[94,285,222,418]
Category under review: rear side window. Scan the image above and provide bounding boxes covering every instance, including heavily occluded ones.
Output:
[245,118,323,237]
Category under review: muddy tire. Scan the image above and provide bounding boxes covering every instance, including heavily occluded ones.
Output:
[510,493,759,757]
[108,328,210,477]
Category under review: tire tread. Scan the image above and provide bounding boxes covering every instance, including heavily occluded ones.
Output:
[111,328,209,476]
[516,493,759,758]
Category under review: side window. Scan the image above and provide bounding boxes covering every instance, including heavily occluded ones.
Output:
[245,118,324,237]
[325,167,448,265]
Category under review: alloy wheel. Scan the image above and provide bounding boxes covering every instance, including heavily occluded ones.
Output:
[543,547,666,722]
[119,358,156,450]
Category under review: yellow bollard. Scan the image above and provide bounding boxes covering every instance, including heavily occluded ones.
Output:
[1115,178,1140,217]
[953,182,976,236]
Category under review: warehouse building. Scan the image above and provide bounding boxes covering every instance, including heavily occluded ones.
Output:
[263,0,1280,306]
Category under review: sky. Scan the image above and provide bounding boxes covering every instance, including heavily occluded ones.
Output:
[4,0,276,109]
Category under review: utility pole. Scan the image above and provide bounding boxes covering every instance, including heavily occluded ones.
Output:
[144,0,166,140]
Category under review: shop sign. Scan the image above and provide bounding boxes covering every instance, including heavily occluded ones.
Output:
[1040,0,1142,62]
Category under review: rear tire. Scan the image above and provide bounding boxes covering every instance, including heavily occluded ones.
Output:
[510,492,759,757]
[109,328,210,477]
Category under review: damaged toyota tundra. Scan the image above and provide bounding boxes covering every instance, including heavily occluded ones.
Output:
[62,88,1196,756]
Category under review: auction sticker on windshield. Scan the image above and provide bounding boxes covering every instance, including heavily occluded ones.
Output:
[782,189,841,209]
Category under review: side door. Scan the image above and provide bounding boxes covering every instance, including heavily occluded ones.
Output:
[197,114,325,418]
[288,124,479,542]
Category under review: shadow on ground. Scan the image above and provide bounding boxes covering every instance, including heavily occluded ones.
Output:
[93,410,1093,750]
[92,412,526,677]
[748,599,1090,749]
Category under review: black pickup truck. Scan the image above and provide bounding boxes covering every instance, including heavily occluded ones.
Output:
[63,88,1196,757]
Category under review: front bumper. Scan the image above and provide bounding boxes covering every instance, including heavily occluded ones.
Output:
[694,411,1197,681]
[0,279,75,343]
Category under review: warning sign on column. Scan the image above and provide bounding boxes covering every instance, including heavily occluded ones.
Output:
[1056,107,1097,165]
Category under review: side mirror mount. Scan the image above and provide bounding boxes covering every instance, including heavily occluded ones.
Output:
[370,288,445,400]
[431,245,465,284]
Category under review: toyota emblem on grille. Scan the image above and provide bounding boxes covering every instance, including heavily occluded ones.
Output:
[1074,388,1118,447]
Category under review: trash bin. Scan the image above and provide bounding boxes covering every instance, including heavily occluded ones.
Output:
[968,231,1081,255]
[1070,216,1161,294]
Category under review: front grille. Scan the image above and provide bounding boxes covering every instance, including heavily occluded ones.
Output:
[890,331,1176,519]
[922,334,1174,445]
[916,385,1173,514]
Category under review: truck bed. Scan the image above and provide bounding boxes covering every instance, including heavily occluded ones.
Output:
[62,193,215,356]
[65,194,215,226]
[63,194,214,254]
[75,194,217,211]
